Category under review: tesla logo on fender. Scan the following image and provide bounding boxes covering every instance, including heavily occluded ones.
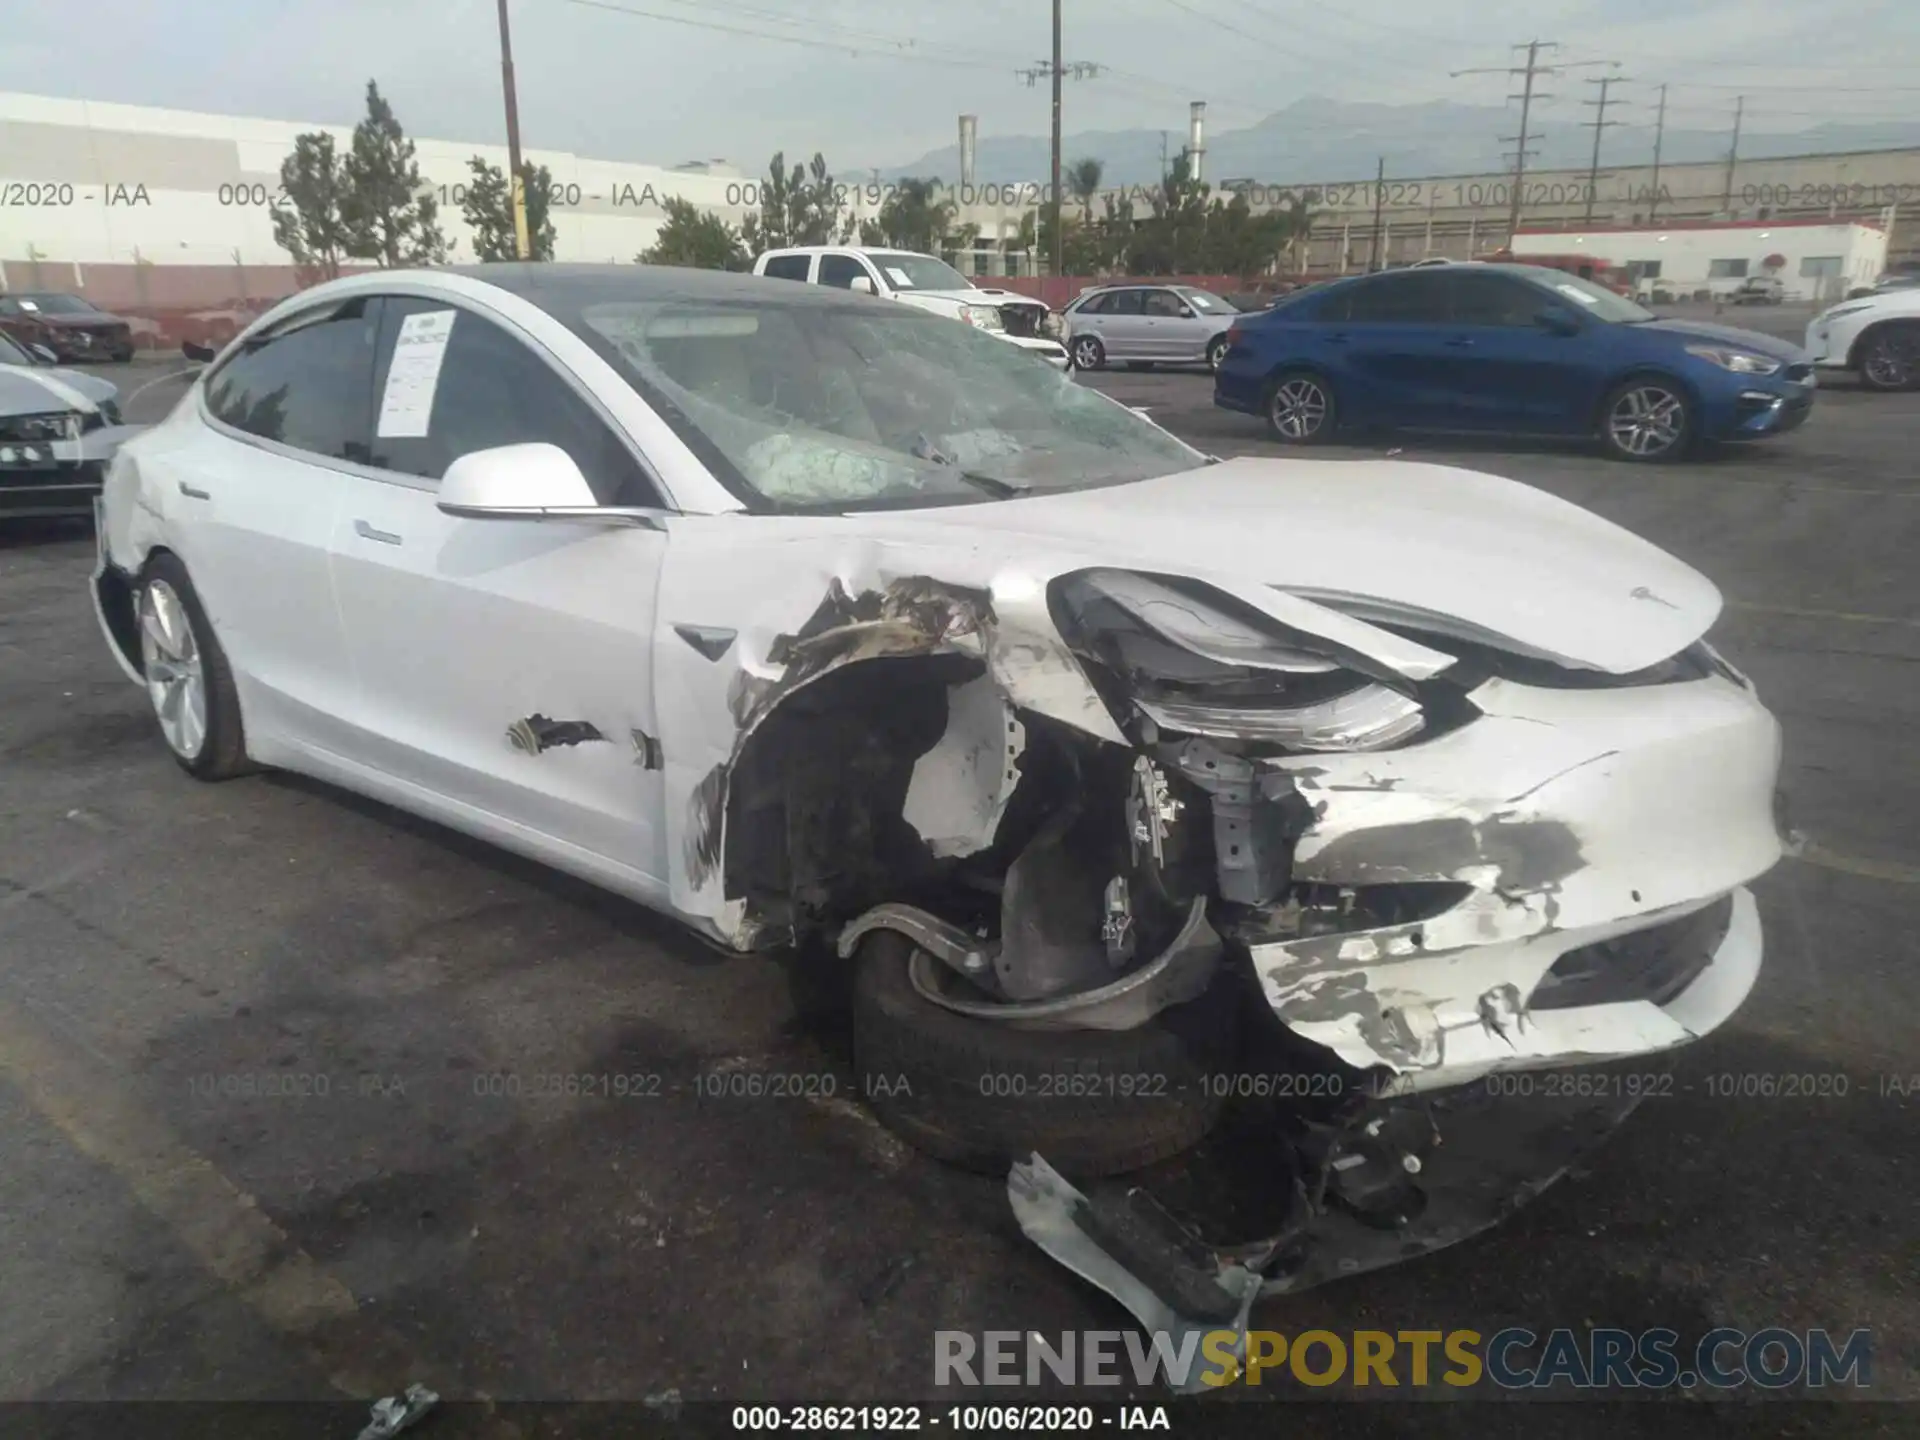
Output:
[1629,586,1680,610]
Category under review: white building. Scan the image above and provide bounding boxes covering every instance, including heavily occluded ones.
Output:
[1510,220,1888,304]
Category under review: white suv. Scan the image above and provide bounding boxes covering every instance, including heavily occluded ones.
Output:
[1806,285,1920,391]
[751,247,1068,370]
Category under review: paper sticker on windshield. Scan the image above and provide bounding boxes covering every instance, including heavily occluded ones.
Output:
[376,309,457,438]
[885,267,913,287]
[1554,283,1601,306]
[17,300,39,312]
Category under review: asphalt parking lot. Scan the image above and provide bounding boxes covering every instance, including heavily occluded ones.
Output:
[1,337,1915,1434]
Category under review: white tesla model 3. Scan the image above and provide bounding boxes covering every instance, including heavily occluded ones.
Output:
[92,264,1784,1307]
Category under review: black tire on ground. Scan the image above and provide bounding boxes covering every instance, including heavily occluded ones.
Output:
[1069,335,1105,371]
[137,551,256,780]
[1206,335,1230,372]
[112,346,135,363]
[1264,369,1337,444]
[1123,360,1156,372]
[1857,322,1920,392]
[851,931,1241,1179]
[1598,374,1695,462]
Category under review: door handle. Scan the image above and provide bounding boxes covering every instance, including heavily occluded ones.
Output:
[178,482,210,500]
[1444,337,1476,348]
[1320,332,1349,344]
[353,519,403,546]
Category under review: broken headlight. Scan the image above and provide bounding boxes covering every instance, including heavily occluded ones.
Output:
[1052,569,1426,752]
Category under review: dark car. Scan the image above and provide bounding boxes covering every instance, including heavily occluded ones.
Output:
[1214,263,1816,462]
[0,292,137,363]
[0,328,136,518]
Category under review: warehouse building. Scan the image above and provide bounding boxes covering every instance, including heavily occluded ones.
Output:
[1510,220,1889,305]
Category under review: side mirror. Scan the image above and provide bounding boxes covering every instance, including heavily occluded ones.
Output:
[436,444,668,527]
[848,275,876,295]
[1535,308,1580,336]
[181,340,217,363]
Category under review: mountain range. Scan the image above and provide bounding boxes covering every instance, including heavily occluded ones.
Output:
[875,96,1920,187]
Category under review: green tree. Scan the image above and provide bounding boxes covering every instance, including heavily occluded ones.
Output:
[1067,157,1105,223]
[340,80,447,266]
[740,150,853,254]
[271,132,351,279]
[460,155,557,261]
[874,178,955,254]
[640,196,748,270]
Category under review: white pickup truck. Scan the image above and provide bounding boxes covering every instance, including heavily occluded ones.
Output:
[751,246,1069,370]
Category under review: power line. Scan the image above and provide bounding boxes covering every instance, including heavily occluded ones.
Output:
[562,0,1018,67]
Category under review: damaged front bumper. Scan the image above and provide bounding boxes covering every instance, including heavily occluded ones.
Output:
[1248,670,1782,1091]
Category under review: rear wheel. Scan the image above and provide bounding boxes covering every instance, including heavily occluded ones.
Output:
[1069,334,1105,371]
[1600,377,1694,462]
[1265,370,1336,444]
[137,553,254,780]
[1858,322,1919,392]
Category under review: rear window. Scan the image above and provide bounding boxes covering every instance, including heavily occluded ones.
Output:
[760,255,811,281]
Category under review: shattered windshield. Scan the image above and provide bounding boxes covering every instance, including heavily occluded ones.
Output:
[573,299,1203,510]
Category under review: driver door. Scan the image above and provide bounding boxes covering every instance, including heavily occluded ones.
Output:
[326,294,673,887]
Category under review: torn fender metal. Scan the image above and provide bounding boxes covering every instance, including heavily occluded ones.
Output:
[1009,1154,1262,1396]
[651,524,1472,941]
[1253,674,1784,1088]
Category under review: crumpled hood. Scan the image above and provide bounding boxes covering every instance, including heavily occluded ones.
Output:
[1634,318,1805,361]
[0,363,116,415]
[871,456,1723,675]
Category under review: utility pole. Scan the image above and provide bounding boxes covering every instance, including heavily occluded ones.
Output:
[496,0,530,259]
[1160,132,1170,179]
[1452,46,1618,243]
[1648,82,1668,221]
[1050,0,1062,279]
[1581,74,1628,225]
[1722,94,1744,214]
[1367,156,1386,270]
[1016,12,1101,280]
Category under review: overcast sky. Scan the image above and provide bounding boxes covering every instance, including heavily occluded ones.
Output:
[3,0,1916,172]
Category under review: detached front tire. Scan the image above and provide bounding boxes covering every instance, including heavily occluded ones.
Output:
[137,552,254,779]
[851,932,1240,1179]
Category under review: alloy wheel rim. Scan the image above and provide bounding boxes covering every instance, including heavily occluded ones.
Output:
[1072,338,1100,368]
[1608,385,1685,456]
[1208,341,1227,371]
[1864,336,1912,388]
[139,580,207,760]
[1271,379,1327,439]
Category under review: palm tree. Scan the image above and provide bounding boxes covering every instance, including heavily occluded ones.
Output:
[1067,157,1105,223]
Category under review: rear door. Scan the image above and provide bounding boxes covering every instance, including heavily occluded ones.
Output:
[172,296,379,751]
[1097,288,1149,359]
[1336,271,1453,427]
[1436,271,1594,434]
[326,293,673,886]
[817,252,881,294]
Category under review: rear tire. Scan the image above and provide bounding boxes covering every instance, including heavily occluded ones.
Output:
[1600,376,1695,462]
[1264,369,1336,444]
[851,932,1240,1179]
[136,552,255,780]
[1858,322,1919,392]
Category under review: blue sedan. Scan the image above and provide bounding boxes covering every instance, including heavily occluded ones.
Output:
[1214,263,1816,462]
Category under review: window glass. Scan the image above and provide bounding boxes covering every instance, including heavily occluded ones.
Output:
[203,298,379,462]
[1178,289,1237,314]
[1707,258,1750,279]
[1106,289,1144,316]
[1344,272,1450,323]
[1074,291,1111,315]
[817,254,874,289]
[865,253,970,290]
[1141,290,1186,317]
[760,254,811,281]
[1447,273,1541,326]
[368,297,655,505]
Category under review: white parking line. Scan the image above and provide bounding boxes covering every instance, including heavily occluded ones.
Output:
[1727,600,1920,628]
